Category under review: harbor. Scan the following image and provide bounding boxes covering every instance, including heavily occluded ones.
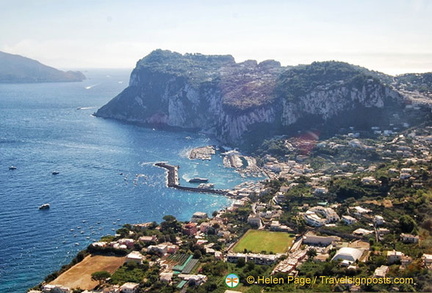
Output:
[154,162,229,195]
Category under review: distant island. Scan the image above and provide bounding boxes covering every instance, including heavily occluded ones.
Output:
[0,51,85,83]
[95,49,432,150]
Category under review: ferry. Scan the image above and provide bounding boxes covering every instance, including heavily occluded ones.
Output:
[188,177,209,183]
[38,203,50,210]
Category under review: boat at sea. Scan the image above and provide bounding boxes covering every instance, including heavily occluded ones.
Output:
[188,177,208,183]
[9,166,17,170]
[38,203,50,210]
[51,171,60,175]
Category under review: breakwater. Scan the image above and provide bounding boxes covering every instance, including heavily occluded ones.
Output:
[154,162,228,195]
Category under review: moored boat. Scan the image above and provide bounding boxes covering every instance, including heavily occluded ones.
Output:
[38,203,50,210]
[188,177,208,183]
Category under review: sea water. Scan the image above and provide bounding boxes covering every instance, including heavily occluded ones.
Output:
[0,69,251,292]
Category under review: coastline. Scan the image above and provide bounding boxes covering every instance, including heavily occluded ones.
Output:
[154,162,229,195]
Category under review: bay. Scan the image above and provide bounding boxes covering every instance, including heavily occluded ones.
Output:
[0,69,248,292]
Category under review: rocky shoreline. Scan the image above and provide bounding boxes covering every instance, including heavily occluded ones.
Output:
[187,146,216,160]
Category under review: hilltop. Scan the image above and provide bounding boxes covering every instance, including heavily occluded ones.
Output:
[95,50,431,149]
[0,51,85,83]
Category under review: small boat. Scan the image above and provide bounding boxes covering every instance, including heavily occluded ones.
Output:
[51,171,60,175]
[9,166,17,170]
[38,203,50,210]
[189,177,209,183]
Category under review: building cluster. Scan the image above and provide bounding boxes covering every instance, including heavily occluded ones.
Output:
[31,282,141,293]
[29,126,432,292]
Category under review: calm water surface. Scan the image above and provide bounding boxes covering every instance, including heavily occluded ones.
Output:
[0,69,249,292]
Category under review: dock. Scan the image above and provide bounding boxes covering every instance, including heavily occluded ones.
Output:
[154,162,228,195]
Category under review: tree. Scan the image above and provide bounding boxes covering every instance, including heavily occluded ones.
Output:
[193,249,202,259]
[307,248,317,260]
[91,271,111,286]
[160,215,181,233]
[236,257,246,268]
[116,227,129,238]
[163,215,176,222]
[399,215,417,234]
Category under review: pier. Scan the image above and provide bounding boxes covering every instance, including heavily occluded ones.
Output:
[154,162,228,195]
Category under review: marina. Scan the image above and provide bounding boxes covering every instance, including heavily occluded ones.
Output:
[154,163,228,195]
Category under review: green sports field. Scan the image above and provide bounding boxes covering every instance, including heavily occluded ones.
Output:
[232,230,294,253]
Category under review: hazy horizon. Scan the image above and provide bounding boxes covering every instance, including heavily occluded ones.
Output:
[1,0,431,75]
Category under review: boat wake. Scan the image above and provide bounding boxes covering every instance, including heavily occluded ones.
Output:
[76,106,96,110]
[84,84,99,90]
[140,161,164,167]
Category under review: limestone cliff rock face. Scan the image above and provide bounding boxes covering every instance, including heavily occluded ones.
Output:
[281,84,401,126]
[96,50,417,146]
[96,50,284,144]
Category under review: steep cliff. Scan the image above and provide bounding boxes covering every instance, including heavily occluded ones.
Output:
[95,50,430,147]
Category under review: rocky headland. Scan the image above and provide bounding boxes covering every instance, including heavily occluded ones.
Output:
[95,49,431,149]
[0,51,85,83]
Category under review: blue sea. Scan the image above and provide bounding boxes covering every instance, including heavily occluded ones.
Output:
[0,70,250,292]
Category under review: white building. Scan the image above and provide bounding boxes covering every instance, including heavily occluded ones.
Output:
[351,206,371,217]
[400,233,419,244]
[191,212,208,223]
[126,251,145,264]
[331,247,363,263]
[373,265,389,278]
[147,243,178,255]
[226,253,278,265]
[342,215,357,225]
[178,274,208,286]
[352,228,374,236]
[374,215,385,226]
[303,232,340,246]
[386,250,405,264]
[422,254,432,268]
[247,215,262,227]
[120,282,139,293]
[309,206,340,223]
[42,285,71,293]
[313,187,328,195]
[269,220,292,232]
[303,212,326,227]
[361,176,378,185]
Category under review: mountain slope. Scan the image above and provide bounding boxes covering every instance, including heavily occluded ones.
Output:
[95,50,431,148]
[0,51,85,83]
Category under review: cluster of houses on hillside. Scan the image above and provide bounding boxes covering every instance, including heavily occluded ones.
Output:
[29,126,432,292]
[30,283,141,293]
[258,126,432,182]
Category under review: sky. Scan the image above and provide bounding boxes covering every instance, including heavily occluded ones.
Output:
[1,0,431,75]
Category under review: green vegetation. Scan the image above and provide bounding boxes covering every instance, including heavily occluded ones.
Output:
[395,72,432,93]
[91,271,111,286]
[37,125,432,292]
[111,262,149,284]
[138,49,234,86]
[232,230,294,253]
[276,61,381,102]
